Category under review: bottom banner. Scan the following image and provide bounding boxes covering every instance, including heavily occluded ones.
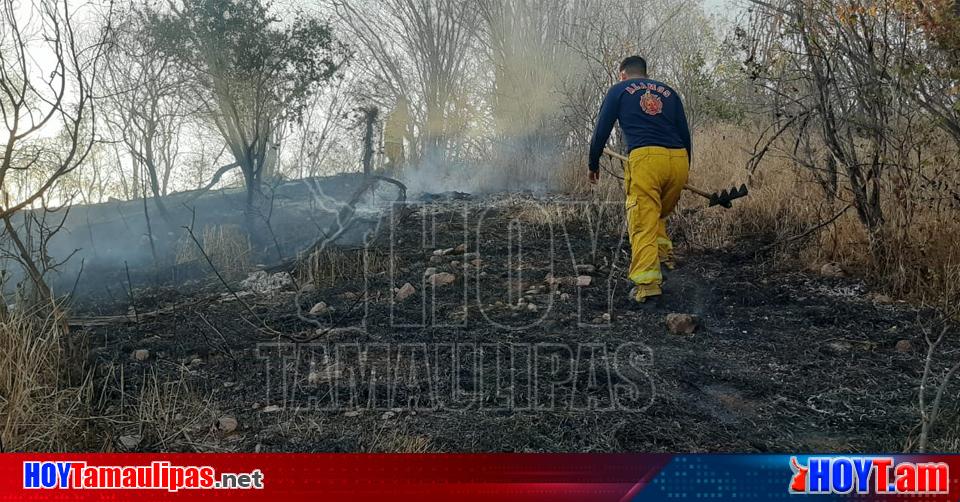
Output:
[1,454,957,501]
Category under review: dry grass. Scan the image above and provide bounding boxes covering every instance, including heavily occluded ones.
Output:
[695,124,960,307]
[128,369,213,451]
[0,306,93,451]
[176,224,253,279]
[677,124,838,252]
[299,247,389,288]
[563,123,960,307]
[93,361,217,452]
[362,425,434,452]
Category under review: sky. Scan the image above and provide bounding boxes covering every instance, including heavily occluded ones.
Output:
[4,0,747,183]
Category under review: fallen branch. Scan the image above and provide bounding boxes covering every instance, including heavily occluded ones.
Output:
[286,174,407,338]
[759,203,852,252]
[918,319,960,452]
[68,303,185,327]
[181,208,264,326]
[301,174,407,257]
[182,162,240,203]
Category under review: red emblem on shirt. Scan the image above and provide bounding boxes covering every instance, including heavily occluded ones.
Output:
[640,91,663,116]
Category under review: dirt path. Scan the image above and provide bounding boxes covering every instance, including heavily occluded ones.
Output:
[86,193,935,453]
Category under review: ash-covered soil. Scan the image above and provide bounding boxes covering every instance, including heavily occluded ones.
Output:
[79,192,946,453]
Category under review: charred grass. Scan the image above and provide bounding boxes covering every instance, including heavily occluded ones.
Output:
[10,123,960,452]
[69,193,954,452]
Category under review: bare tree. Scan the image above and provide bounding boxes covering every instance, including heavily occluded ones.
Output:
[743,0,928,253]
[282,75,357,179]
[477,0,576,174]
[334,0,481,163]
[0,0,111,303]
[100,6,192,218]
[905,0,960,146]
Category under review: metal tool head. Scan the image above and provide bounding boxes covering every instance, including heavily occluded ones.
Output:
[708,184,749,208]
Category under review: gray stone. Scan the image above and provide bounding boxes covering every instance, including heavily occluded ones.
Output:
[820,262,845,277]
[395,282,416,302]
[429,272,456,287]
[217,416,238,433]
[118,435,141,449]
[665,313,699,335]
[309,302,330,315]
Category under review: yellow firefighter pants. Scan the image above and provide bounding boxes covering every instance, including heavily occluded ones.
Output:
[624,146,689,289]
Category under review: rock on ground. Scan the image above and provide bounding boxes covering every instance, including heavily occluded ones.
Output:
[429,272,457,287]
[118,435,141,450]
[241,270,293,293]
[309,302,330,315]
[819,262,846,278]
[218,416,238,433]
[665,313,699,335]
[395,283,416,302]
[576,264,596,274]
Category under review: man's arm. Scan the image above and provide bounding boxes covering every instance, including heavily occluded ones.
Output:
[675,96,692,159]
[588,88,619,173]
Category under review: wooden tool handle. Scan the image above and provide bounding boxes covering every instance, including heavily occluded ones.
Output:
[603,147,629,162]
[602,148,710,199]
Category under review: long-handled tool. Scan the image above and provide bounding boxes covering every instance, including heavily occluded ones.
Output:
[603,148,748,209]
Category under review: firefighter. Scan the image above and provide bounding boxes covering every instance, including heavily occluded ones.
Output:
[383,96,410,175]
[588,55,691,304]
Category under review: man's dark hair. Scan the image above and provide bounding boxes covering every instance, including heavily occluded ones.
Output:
[619,56,647,77]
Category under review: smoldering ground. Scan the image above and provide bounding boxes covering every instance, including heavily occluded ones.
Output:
[0,173,402,304]
[4,0,959,456]
[256,341,655,413]
[72,192,947,452]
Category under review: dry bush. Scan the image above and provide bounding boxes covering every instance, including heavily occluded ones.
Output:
[674,124,827,253]
[0,307,93,451]
[176,224,253,279]
[705,122,960,307]
[299,247,389,288]
[564,123,960,306]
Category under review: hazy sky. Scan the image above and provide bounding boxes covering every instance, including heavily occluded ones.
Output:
[6,0,746,146]
[705,0,745,20]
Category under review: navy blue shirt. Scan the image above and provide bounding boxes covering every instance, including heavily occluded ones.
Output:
[588,78,691,172]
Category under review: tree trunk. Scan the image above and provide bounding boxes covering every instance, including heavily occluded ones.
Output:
[2,215,53,306]
[361,107,378,175]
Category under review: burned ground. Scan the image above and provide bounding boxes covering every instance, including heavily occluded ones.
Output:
[77,192,944,453]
